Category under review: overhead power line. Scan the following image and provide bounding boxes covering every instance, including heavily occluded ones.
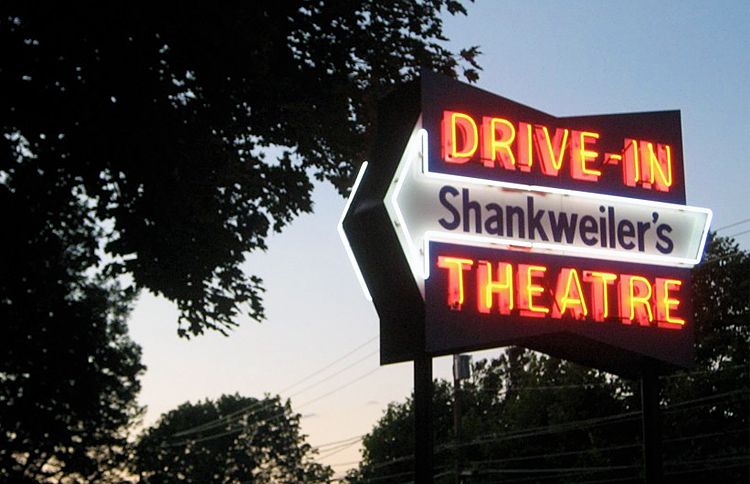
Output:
[170,335,377,439]
[276,336,377,395]
[470,464,640,475]
[662,388,748,411]
[316,439,362,461]
[726,228,750,238]
[714,217,750,232]
[348,389,746,475]
[174,349,377,440]
[325,373,745,474]
[286,349,378,400]
[463,428,745,470]
[314,434,364,450]
[165,366,381,448]
[295,367,380,410]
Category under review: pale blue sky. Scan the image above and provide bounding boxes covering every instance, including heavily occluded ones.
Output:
[128,1,749,476]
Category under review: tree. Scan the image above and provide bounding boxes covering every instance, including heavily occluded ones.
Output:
[0,1,480,337]
[133,394,332,483]
[348,353,634,483]
[347,236,749,483]
[0,157,144,482]
[658,235,749,480]
[354,381,456,482]
[1,3,479,479]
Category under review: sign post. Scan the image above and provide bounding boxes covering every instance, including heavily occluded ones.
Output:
[414,352,433,482]
[339,71,712,482]
[641,367,663,482]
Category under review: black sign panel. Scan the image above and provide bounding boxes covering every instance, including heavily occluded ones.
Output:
[425,242,693,376]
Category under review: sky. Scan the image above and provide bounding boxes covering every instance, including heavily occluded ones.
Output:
[127,1,750,478]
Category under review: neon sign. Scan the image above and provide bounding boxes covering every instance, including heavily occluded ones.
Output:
[385,122,711,285]
[423,241,695,368]
[441,111,675,191]
[340,70,707,373]
[435,254,686,329]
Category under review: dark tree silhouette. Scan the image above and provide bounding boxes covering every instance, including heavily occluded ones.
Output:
[0,2,478,480]
[0,1,480,336]
[133,394,332,483]
[0,159,144,481]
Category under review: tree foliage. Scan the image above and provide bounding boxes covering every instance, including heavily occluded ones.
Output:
[348,236,749,483]
[0,2,479,479]
[0,160,144,481]
[0,1,480,336]
[133,394,332,483]
[659,235,749,479]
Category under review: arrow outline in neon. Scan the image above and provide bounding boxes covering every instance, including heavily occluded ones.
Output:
[337,161,373,301]
[387,125,713,283]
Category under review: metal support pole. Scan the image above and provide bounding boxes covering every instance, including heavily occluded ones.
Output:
[641,367,663,483]
[453,356,462,484]
[414,352,433,483]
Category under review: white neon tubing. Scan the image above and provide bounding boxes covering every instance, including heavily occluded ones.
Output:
[391,129,713,279]
[338,161,373,301]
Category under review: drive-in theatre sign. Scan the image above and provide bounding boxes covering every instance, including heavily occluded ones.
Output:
[340,71,711,376]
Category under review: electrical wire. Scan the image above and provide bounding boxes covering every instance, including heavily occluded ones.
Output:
[441,410,642,452]
[726,228,750,238]
[661,363,746,379]
[348,409,642,474]
[664,453,750,468]
[572,454,750,483]
[329,459,361,468]
[454,388,747,452]
[572,473,653,484]
[323,375,745,474]
[170,335,377,439]
[360,470,413,483]
[471,362,746,395]
[357,465,450,483]
[294,367,380,410]
[470,464,640,475]
[662,388,748,410]
[463,428,745,471]
[663,427,747,443]
[313,434,364,451]
[286,349,378,401]
[165,366,381,448]
[465,442,640,467]
[715,218,750,232]
[464,447,748,483]
[174,349,376,440]
[348,389,746,476]
[665,461,750,477]
[276,336,377,395]
[316,439,362,461]
[161,342,745,474]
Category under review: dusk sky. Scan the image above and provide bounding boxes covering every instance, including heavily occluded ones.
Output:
[128,1,749,477]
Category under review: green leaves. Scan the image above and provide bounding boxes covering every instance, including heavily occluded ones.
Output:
[133,394,333,483]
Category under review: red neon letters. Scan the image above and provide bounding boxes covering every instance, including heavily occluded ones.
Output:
[622,139,673,191]
[441,110,674,192]
[436,256,686,329]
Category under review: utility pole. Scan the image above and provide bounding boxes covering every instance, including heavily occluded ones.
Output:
[415,352,433,483]
[453,354,471,484]
[641,366,663,483]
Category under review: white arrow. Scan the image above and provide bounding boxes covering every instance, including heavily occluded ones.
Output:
[385,119,713,293]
